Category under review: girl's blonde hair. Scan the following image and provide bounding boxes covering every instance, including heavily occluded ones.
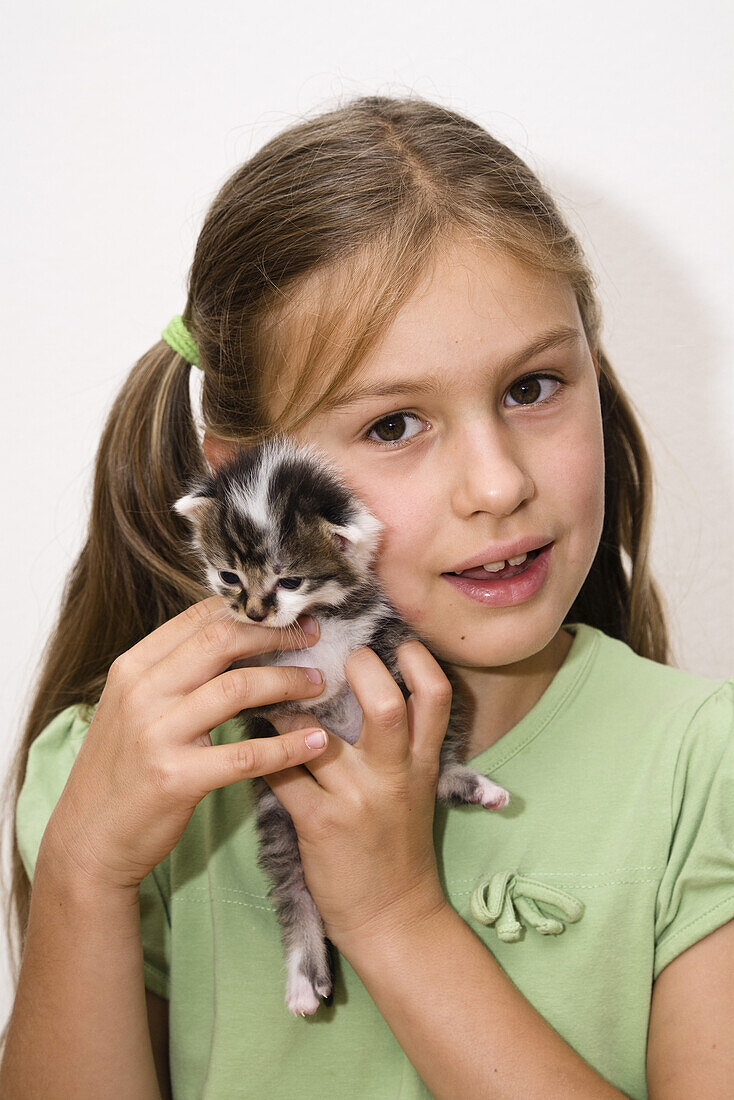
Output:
[0,94,670,1040]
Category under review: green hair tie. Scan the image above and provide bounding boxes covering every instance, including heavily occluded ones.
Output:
[161,314,202,368]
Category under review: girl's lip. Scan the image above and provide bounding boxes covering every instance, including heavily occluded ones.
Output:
[441,541,554,608]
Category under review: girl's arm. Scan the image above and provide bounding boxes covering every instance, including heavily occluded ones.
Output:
[0,844,161,1099]
[340,902,627,1099]
[646,918,734,1097]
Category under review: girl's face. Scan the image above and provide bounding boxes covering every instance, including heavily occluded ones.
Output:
[213,240,605,671]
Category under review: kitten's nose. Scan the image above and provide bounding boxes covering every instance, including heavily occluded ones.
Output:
[246,601,267,622]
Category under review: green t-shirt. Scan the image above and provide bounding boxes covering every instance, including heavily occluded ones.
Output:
[16,622,734,1099]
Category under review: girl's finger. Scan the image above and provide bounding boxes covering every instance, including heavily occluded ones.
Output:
[121,596,317,678]
[268,712,349,794]
[166,666,327,744]
[344,646,410,767]
[259,759,324,819]
[394,640,454,763]
[175,727,330,799]
[121,596,235,670]
[132,605,319,699]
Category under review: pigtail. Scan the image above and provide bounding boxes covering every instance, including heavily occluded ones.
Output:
[0,339,208,1009]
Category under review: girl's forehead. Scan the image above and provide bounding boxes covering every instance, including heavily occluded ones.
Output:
[376,250,578,347]
[341,254,579,394]
[328,265,581,396]
[266,245,581,425]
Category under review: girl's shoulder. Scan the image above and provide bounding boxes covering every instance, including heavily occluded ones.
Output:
[573,621,732,737]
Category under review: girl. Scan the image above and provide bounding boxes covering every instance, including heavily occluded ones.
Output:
[1,94,732,1099]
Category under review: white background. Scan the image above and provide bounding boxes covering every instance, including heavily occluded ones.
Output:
[1,0,732,1021]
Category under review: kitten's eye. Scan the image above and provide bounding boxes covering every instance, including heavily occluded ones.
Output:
[277,577,303,590]
[218,571,241,586]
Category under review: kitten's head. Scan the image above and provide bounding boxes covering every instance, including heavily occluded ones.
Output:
[173,435,383,628]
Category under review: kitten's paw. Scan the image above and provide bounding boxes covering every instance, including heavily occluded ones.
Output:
[286,972,321,1017]
[472,776,510,810]
[315,978,332,1000]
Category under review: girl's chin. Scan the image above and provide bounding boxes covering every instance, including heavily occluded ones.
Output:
[409,601,565,659]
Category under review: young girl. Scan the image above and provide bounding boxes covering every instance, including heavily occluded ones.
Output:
[1,94,732,1099]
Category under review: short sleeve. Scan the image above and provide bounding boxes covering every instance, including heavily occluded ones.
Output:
[653,679,734,980]
[16,704,171,998]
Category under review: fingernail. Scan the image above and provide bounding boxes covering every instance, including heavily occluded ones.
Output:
[299,616,318,636]
[305,729,327,749]
[305,667,323,684]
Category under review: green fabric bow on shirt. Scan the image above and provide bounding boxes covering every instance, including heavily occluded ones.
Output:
[470,869,585,942]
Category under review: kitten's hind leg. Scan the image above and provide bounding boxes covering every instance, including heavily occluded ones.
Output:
[434,686,510,811]
[436,764,510,810]
[253,779,333,1016]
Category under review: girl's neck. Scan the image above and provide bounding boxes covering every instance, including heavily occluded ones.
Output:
[454,628,574,762]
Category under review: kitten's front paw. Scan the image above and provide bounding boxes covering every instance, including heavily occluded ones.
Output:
[471,775,510,810]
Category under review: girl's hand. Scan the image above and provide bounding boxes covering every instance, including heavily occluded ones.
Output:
[263,640,453,953]
[40,596,330,892]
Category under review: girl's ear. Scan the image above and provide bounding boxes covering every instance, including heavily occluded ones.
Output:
[323,506,384,572]
[202,432,238,473]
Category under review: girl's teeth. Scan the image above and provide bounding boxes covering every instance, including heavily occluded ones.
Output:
[482,552,528,573]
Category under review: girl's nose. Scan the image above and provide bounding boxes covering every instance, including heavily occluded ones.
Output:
[450,424,535,517]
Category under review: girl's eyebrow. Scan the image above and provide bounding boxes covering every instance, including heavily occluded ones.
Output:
[324,324,582,411]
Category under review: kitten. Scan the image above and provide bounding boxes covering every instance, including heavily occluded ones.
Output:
[174,435,510,1017]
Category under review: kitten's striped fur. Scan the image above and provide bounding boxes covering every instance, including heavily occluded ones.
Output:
[174,435,509,1016]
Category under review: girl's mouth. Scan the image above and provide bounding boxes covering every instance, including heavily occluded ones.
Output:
[447,544,546,581]
[441,542,554,608]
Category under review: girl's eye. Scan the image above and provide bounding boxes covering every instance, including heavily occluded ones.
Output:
[505,373,564,409]
[363,411,424,448]
[277,577,303,590]
[362,373,565,450]
[219,570,241,586]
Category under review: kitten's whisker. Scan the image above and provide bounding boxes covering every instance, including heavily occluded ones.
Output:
[283,620,299,651]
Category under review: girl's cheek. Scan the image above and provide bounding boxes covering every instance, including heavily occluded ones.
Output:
[546,397,604,496]
[339,478,424,559]
[391,601,428,625]
[355,480,429,547]
[374,530,436,625]
[557,409,606,556]
[577,415,606,512]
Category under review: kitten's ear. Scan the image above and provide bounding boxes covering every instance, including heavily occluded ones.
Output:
[326,506,384,571]
[172,492,215,525]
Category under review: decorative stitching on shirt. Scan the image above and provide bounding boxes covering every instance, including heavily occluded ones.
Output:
[173,870,665,914]
[450,865,664,886]
[454,875,661,896]
[177,884,272,900]
[176,892,276,912]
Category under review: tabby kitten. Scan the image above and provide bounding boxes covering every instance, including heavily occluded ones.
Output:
[174,435,510,1017]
